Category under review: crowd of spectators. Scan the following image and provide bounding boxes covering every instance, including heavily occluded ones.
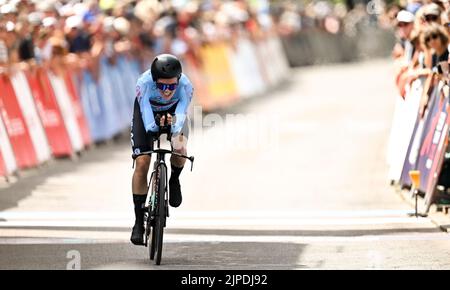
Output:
[392,0,450,96]
[0,0,279,76]
[272,0,401,37]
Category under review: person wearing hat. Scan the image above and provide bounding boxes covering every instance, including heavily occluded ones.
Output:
[0,3,18,22]
[393,10,415,62]
[420,3,442,26]
[65,15,91,54]
[393,10,420,99]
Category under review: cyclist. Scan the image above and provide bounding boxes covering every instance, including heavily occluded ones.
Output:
[130,54,193,245]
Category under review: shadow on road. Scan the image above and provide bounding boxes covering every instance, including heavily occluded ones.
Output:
[0,241,307,270]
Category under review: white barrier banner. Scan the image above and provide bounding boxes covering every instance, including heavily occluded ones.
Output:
[255,39,276,86]
[386,95,404,167]
[109,63,132,131]
[255,36,290,87]
[387,77,424,182]
[228,38,266,98]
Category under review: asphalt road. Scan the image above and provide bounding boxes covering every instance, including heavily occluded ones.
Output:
[1,59,450,270]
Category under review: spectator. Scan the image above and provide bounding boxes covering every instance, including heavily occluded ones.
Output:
[421,23,449,72]
[393,10,415,62]
[0,22,8,65]
[65,15,91,54]
[441,9,450,44]
[16,16,36,62]
[420,3,442,27]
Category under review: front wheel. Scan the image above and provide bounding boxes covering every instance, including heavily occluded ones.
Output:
[150,224,156,260]
[149,164,158,260]
[154,164,166,265]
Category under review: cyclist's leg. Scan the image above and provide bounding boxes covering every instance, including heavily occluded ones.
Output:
[130,98,153,245]
[170,106,190,166]
[171,130,188,166]
[169,118,189,207]
[131,98,153,195]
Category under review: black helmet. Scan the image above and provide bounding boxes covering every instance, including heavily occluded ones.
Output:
[151,54,182,81]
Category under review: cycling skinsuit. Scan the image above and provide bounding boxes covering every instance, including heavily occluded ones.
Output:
[131,70,193,155]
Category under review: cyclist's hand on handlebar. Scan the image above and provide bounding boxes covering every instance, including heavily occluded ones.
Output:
[159,114,173,127]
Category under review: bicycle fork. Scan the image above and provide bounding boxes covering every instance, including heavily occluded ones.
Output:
[157,161,169,221]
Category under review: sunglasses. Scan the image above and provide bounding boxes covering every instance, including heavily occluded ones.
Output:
[424,14,439,22]
[425,33,439,43]
[397,22,411,27]
[156,82,178,91]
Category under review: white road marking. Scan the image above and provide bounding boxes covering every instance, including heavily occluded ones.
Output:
[0,210,432,228]
[0,232,448,245]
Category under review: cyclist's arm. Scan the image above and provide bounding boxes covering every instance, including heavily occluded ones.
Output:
[137,81,159,133]
[172,82,193,134]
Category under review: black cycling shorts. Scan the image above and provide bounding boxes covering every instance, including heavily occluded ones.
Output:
[131,98,189,156]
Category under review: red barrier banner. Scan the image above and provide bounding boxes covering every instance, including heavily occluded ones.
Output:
[0,75,38,169]
[26,69,73,157]
[64,71,91,147]
[0,150,6,177]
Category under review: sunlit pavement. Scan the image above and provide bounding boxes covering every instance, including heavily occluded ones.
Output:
[1,59,450,270]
